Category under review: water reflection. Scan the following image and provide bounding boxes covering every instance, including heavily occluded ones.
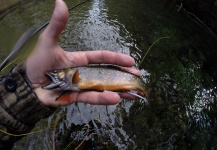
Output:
[60,0,133,55]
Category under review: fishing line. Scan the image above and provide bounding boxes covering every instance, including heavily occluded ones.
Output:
[51,110,91,150]
[138,34,174,68]
[34,0,92,35]
[0,28,34,72]
[73,124,90,150]
[52,113,66,150]
[0,128,46,137]
[0,56,21,72]
[0,0,93,138]
[176,4,217,40]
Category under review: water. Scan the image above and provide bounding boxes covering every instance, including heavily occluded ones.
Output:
[0,0,217,149]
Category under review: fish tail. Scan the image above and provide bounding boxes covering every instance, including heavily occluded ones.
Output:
[142,86,151,99]
[128,91,148,104]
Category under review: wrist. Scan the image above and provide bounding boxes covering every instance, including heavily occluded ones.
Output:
[0,68,57,147]
[9,65,57,122]
[15,64,59,107]
[34,87,61,107]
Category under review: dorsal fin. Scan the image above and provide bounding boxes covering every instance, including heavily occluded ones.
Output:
[89,64,122,70]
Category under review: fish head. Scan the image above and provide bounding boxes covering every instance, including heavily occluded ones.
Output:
[42,68,79,91]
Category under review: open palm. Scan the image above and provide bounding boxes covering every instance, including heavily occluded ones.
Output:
[25,0,140,107]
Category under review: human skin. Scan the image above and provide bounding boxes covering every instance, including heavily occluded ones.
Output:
[25,0,141,107]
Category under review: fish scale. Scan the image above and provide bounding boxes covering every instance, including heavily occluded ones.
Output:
[43,65,149,101]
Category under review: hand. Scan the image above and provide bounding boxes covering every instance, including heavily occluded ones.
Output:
[25,0,141,107]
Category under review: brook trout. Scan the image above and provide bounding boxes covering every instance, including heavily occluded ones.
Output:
[43,65,148,102]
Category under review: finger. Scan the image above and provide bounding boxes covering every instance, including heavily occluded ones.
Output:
[65,50,135,67]
[42,0,68,42]
[75,91,120,105]
[65,50,141,76]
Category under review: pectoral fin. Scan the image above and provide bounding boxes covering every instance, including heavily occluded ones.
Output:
[56,92,74,102]
[72,69,80,83]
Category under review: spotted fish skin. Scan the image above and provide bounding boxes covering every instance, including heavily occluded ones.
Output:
[43,65,148,98]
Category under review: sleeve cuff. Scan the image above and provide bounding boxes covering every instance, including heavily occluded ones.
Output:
[0,69,56,131]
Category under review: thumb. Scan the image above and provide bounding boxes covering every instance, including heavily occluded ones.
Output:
[43,0,69,41]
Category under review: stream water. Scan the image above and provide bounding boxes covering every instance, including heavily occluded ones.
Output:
[0,0,217,149]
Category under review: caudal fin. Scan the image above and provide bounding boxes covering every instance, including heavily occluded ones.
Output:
[127,91,148,104]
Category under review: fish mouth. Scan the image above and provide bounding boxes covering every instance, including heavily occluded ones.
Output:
[42,72,62,90]
[42,82,62,90]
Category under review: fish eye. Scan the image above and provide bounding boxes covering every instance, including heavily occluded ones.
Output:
[52,70,58,74]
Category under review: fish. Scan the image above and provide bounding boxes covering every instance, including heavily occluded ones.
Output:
[43,64,149,103]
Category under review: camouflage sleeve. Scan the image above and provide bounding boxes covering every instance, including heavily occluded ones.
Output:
[0,68,56,149]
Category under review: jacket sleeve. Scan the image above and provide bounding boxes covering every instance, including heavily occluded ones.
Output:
[0,69,56,149]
